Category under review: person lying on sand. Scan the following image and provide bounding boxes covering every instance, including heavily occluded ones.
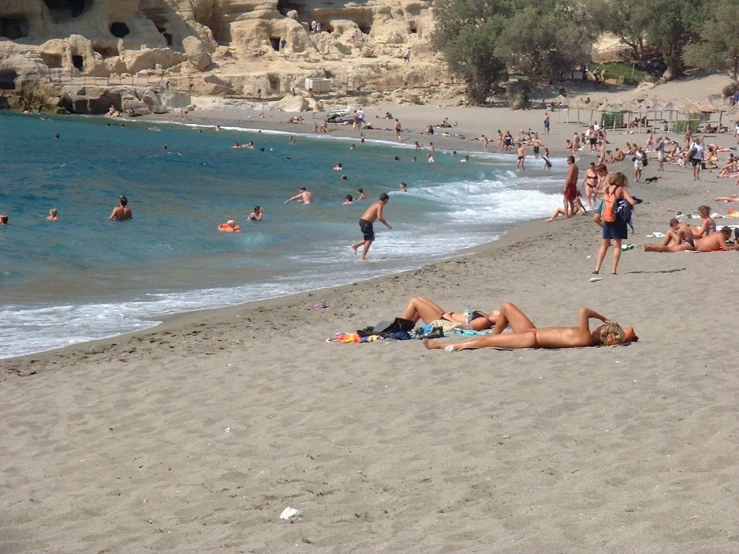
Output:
[401,296,499,331]
[423,303,636,351]
[715,195,739,202]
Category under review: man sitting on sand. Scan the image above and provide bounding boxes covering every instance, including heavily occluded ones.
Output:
[424,303,637,351]
[645,226,735,252]
[644,218,696,252]
[109,195,132,221]
[401,296,500,331]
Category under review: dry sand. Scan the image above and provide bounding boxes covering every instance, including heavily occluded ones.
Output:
[2,76,739,552]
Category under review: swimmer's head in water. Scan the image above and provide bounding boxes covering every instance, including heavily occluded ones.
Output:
[357,188,363,193]
[300,187,306,191]
[50,208,58,216]
[119,195,128,207]
[0,214,8,224]
[346,195,353,201]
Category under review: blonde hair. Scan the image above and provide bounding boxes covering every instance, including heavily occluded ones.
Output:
[600,323,625,346]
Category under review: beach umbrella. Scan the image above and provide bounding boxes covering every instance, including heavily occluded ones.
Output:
[550,94,569,122]
[662,100,680,129]
[569,98,589,124]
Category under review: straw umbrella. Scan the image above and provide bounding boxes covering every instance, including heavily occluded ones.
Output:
[568,98,589,125]
[662,100,680,130]
[550,94,569,122]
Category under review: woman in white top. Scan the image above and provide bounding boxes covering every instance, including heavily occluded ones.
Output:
[689,136,704,181]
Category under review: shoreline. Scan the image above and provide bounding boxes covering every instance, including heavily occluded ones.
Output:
[3,93,739,550]
[0,107,566,363]
[3,95,739,368]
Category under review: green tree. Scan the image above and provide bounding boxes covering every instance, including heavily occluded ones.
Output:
[495,0,597,83]
[683,0,739,79]
[431,0,510,104]
[599,0,703,80]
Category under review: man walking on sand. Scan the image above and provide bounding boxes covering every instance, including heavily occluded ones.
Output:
[544,113,550,135]
[563,156,579,218]
[351,192,392,260]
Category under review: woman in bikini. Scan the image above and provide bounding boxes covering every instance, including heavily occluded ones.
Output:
[688,205,716,238]
[423,303,637,351]
[401,296,499,331]
[583,162,599,208]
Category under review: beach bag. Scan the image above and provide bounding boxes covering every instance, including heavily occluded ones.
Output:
[602,188,617,223]
[371,317,415,334]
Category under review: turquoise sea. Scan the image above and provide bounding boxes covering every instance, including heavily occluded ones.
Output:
[0,112,566,358]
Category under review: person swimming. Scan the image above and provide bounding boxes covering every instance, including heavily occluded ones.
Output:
[218,220,241,232]
[248,206,263,221]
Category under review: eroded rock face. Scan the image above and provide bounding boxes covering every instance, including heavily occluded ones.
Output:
[2,0,440,108]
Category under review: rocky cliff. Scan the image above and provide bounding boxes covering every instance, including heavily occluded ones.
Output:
[1,0,446,112]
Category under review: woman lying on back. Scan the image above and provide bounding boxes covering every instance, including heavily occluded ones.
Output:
[424,302,637,351]
[401,296,499,331]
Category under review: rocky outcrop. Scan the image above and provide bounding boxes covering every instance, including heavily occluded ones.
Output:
[1,0,442,110]
[182,36,211,70]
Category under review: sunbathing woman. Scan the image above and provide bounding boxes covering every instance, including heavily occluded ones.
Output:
[401,296,499,331]
[423,303,636,351]
[687,205,716,239]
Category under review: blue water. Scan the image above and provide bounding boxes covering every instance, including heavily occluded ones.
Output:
[0,112,566,358]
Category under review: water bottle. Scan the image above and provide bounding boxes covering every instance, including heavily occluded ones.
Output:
[464,304,472,330]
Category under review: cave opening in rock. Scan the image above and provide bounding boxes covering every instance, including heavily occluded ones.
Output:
[276,0,303,17]
[358,24,371,35]
[72,55,84,71]
[0,69,19,90]
[0,17,29,40]
[110,22,129,38]
[93,45,117,58]
[409,22,417,33]
[269,37,280,51]
[43,0,93,22]
[41,53,63,68]
[156,27,174,46]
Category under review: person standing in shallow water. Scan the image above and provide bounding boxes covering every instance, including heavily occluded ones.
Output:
[109,195,132,221]
[351,193,392,260]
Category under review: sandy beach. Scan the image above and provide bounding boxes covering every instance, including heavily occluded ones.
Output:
[2,75,739,552]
